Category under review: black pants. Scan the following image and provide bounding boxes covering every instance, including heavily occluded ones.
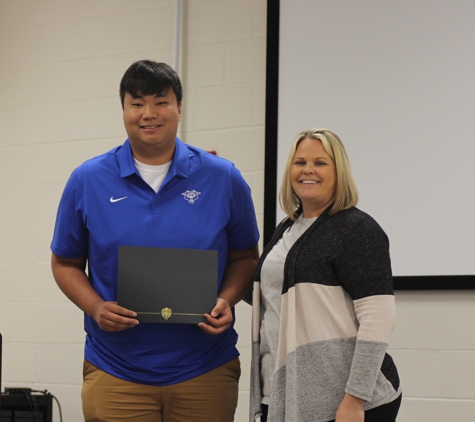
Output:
[260,394,401,422]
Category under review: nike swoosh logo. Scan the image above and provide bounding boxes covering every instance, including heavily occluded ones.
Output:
[110,196,127,203]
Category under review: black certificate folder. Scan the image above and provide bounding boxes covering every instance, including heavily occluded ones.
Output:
[117,246,218,324]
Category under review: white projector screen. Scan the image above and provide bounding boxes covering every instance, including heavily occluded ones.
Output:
[274,1,475,279]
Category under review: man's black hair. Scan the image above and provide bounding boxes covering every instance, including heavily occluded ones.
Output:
[119,60,183,108]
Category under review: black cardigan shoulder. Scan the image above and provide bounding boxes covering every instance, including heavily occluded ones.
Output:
[256,207,393,300]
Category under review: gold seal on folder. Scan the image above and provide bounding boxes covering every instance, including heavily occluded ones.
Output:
[161,307,172,320]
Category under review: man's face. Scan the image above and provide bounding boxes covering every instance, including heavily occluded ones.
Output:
[123,89,182,164]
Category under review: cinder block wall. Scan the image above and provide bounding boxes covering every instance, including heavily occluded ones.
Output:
[389,291,475,421]
[0,1,265,421]
[1,1,475,422]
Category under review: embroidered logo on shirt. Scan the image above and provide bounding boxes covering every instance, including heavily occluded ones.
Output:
[110,196,127,203]
[181,190,201,204]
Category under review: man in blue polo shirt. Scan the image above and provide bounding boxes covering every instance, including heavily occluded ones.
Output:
[51,60,259,421]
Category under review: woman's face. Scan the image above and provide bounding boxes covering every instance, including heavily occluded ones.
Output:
[290,137,337,217]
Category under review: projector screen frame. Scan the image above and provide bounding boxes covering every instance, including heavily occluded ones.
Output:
[263,0,474,291]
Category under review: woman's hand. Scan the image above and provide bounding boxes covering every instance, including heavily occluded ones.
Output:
[335,393,364,422]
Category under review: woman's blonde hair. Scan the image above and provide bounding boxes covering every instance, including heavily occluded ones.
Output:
[279,128,358,220]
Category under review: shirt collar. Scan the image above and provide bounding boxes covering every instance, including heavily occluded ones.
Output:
[116,137,189,179]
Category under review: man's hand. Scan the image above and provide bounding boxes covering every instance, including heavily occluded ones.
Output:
[197,245,258,335]
[198,298,233,335]
[335,393,364,422]
[51,253,139,332]
[92,300,139,332]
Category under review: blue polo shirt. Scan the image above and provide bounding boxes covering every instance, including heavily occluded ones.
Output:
[51,138,259,385]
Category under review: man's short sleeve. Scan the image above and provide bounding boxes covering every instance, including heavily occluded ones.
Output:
[225,164,259,250]
[50,168,88,258]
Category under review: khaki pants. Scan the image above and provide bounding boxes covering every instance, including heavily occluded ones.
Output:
[82,358,240,422]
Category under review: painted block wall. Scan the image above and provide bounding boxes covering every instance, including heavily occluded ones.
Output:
[0,1,265,421]
[390,291,475,421]
[0,1,474,421]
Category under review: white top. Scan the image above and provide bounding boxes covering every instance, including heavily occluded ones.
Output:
[259,215,317,404]
[134,158,171,193]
